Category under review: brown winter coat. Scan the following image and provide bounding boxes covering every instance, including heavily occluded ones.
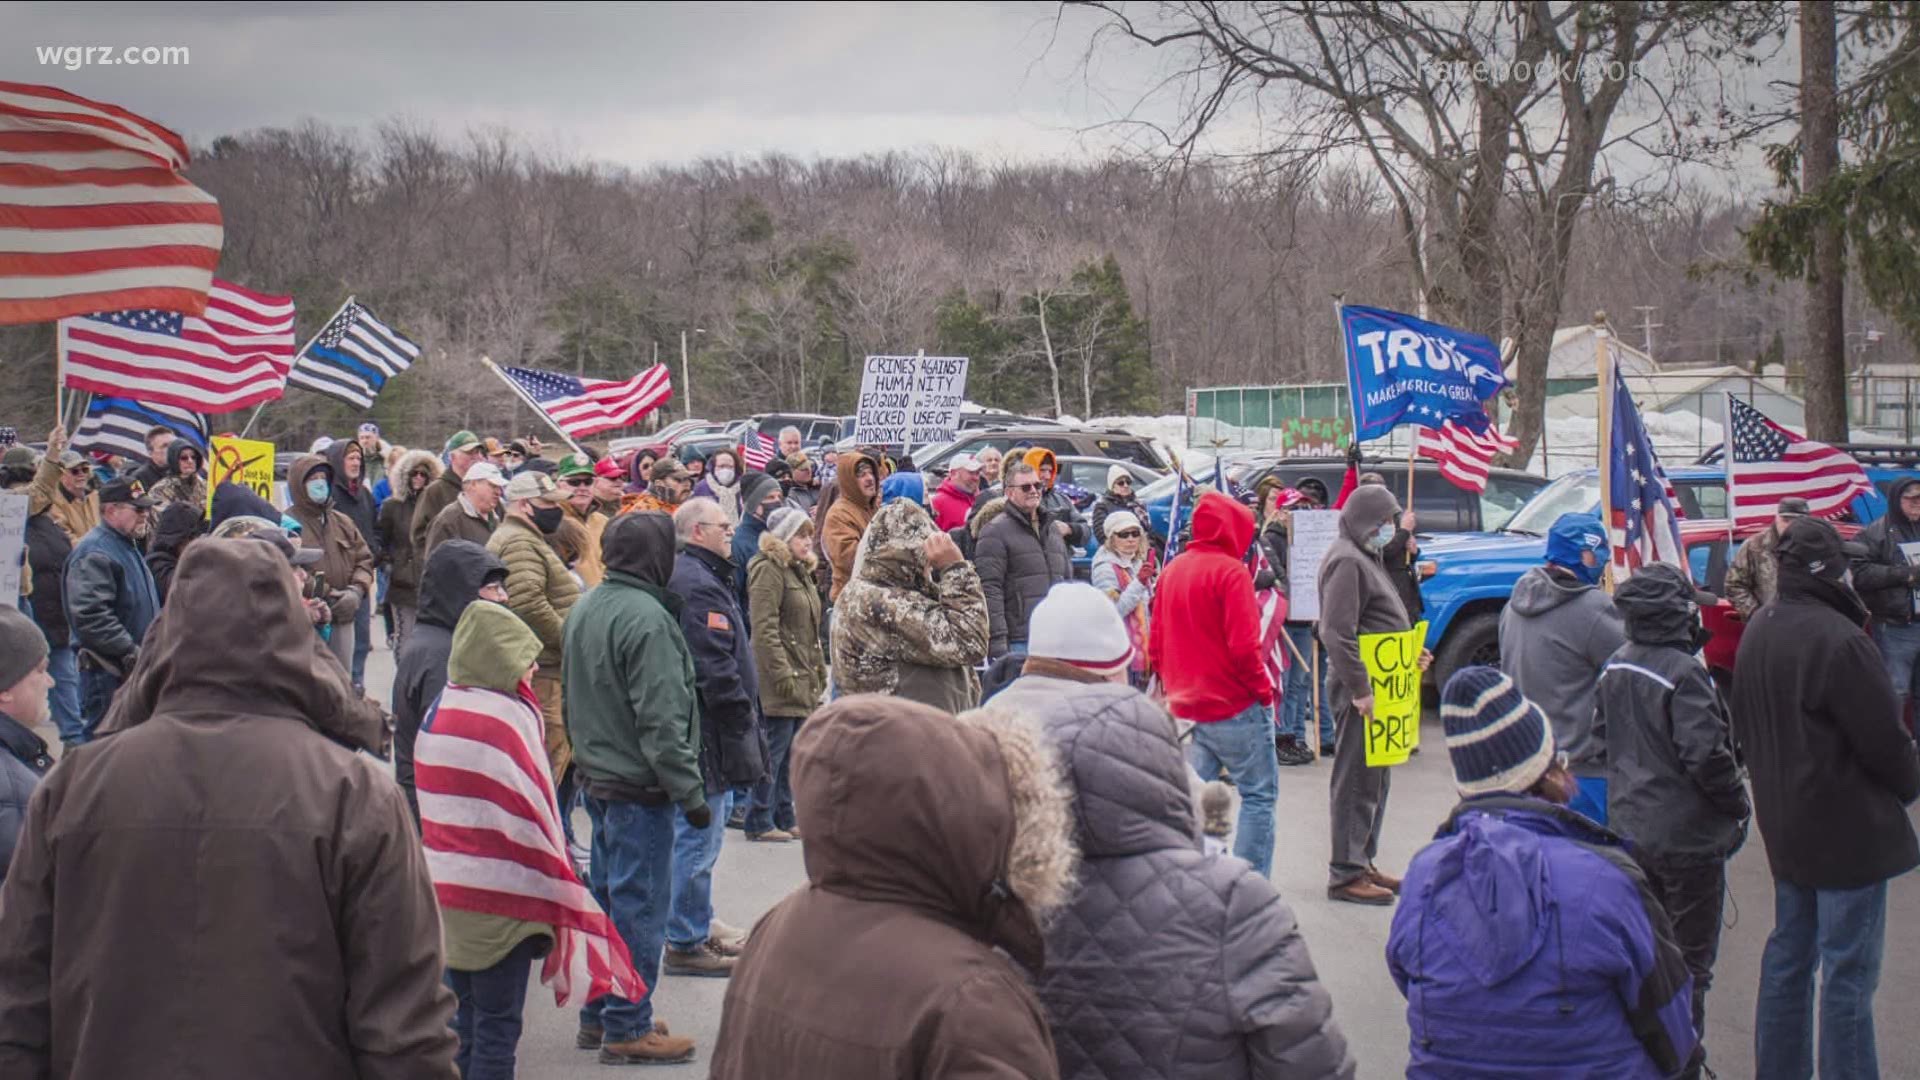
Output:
[284,453,376,617]
[821,451,878,602]
[423,495,496,559]
[0,539,458,1080]
[710,695,1076,1080]
[561,499,606,588]
[747,530,827,717]
[411,464,466,556]
[27,454,98,543]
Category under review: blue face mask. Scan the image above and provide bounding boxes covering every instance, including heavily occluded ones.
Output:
[305,478,331,504]
[1367,520,1396,551]
[1573,553,1605,586]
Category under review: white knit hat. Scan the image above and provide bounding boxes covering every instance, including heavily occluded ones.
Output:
[1103,510,1143,538]
[1028,581,1133,677]
[767,505,812,541]
[1107,464,1134,490]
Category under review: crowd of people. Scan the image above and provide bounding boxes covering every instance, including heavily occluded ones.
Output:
[0,414,1913,1079]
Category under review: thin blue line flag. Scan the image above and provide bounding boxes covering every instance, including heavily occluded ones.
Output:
[1340,305,1506,443]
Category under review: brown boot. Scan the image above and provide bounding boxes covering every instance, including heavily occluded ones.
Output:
[1327,878,1396,906]
[746,828,794,843]
[579,1017,669,1050]
[1367,867,1403,894]
[599,1029,696,1066]
[663,940,736,977]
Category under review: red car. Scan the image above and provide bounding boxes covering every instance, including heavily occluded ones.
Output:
[1683,518,1863,691]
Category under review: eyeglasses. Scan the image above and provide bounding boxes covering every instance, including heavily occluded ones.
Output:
[699,520,736,534]
[1009,482,1042,493]
[563,477,594,487]
[1112,529,1142,539]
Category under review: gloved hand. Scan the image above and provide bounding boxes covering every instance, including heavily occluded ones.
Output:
[1345,441,1363,468]
[328,585,363,624]
[684,802,713,829]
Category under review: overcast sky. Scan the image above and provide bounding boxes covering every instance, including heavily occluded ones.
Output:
[13,2,1154,166]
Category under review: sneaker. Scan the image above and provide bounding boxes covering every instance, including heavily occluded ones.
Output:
[599,1030,696,1066]
[1277,743,1316,767]
[726,809,748,830]
[746,829,794,843]
[664,940,736,977]
[1327,879,1397,906]
[710,918,750,951]
[1366,867,1403,895]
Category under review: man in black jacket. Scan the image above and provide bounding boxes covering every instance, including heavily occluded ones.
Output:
[1599,563,1750,1078]
[1735,517,1920,1079]
[974,460,1071,658]
[390,540,507,822]
[667,498,768,975]
[1851,475,1920,726]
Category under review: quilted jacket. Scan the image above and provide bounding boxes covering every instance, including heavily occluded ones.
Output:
[993,665,1355,1080]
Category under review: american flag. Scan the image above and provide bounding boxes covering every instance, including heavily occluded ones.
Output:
[1248,539,1291,692]
[1726,396,1871,529]
[416,681,645,1008]
[504,364,673,439]
[1417,420,1520,494]
[1162,468,1196,562]
[0,81,222,325]
[70,396,206,461]
[286,300,419,409]
[1607,364,1685,578]
[57,279,294,413]
[740,430,777,471]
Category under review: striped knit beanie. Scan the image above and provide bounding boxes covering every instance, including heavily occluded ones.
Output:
[1440,666,1558,798]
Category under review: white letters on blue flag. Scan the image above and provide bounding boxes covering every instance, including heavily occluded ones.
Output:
[1340,305,1506,442]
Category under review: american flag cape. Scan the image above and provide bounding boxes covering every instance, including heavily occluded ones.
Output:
[415,682,644,1007]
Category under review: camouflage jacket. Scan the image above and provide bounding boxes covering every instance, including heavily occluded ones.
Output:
[831,500,990,715]
[1725,525,1779,619]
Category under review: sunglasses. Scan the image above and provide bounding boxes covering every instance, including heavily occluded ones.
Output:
[1113,478,1132,486]
[1112,529,1142,539]
[563,477,594,487]
[1009,482,1042,493]
[65,466,92,477]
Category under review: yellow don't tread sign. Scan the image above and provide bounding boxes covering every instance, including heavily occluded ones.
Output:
[1361,620,1428,768]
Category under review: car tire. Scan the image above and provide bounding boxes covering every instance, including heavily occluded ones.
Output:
[1433,611,1501,689]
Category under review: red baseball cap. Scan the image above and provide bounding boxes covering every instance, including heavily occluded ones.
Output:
[593,456,625,480]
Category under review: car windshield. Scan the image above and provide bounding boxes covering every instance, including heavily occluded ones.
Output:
[1505,472,1602,535]
[1480,473,1540,532]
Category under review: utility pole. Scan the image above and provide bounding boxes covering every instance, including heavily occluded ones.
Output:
[1632,305,1662,359]
[680,327,705,418]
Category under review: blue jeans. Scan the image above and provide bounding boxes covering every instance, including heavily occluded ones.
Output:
[448,935,542,1080]
[579,796,677,1041]
[1280,625,1335,748]
[351,595,372,688]
[45,645,83,745]
[1756,878,1888,1080]
[1186,702,1279,877]
[667,789,733,949]
[78,666,121,742]
[745,717,799,834]
[1872,621,1920,712]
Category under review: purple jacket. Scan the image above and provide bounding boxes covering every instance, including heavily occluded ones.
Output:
[1387,796,1699,1080]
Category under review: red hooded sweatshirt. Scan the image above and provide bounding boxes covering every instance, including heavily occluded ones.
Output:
[1149,491,1274,722]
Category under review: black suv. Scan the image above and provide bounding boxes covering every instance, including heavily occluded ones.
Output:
[913,426,1172,472]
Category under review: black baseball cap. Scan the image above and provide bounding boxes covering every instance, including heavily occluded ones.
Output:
[98,478,155,508]
[1777,517,1852,580]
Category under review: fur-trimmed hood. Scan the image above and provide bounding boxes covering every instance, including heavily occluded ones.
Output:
[757,526,816,569]
[971,495,1010,538]
[393,448,443,500]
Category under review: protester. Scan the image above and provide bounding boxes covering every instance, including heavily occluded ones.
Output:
[1149,491,1278,876]
[694,446,747,524]
[377,449,443,652]
[19,458,81,748]
[564,512,706,1066]
[623,446,658,495]
[143,438,206,515]
[393,539,509,820]
[0,539,460,1080]
[1025,447,1091,548]
[667,498,768,976]
[1387,665,1701,1080]
[412,429,489,553]
[1498,511,1625,823]
[1088,509,1156,691]
[1091,464,1160,547]
[489,471,580,784]
[709,696,1074,1080]
[976,444,1004,489]
[590,454,626,516]
[556,452,608,587]
[730,470,786,611]
[325,438,382,686]
[622,455,693,516]
[0,607,54,885]
[929,452,982,530]
[744,507,826,843]
[285,454,377,679]
[879,469,926,508]
[64,478,161,740]
[1725,497,1807,619]
[28,426,99,543]
[143,501,204,603]
[780,452,818,515]
[423,460,509,557]
[1851,477,1920,719]
[1251,478,1327,767]
[821,450,880,603]
[993,585,1355,1080]
[1734,516,1920,1079]
[833,499,990,711]
[975,459,1072,659]
[679,443,708,484]
[1319,482,1423,903]
[1600,562,1750,1076]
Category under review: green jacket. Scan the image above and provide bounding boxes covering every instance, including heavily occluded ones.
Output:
[562,568,706,812]
[487,515,579,669]
[746,532,828,718]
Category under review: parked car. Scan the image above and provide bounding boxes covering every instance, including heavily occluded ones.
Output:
[606,420,724,458]
[911,425,1173,474]
[1051,456,1165,507]
[732,413,844,445]
[837,409,1066,443]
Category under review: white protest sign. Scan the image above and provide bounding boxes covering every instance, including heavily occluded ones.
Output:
[0,493,26,605]
[1287,509,1341,623]
[853,354,970,447]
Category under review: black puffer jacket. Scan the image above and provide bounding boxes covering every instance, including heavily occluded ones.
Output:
[1598,564,1750,859]
[973,496,1071,657]
[25,512,71,649]
[391,540,506,820]
[1850,476,1920,626]
[670,545,768,793]
[1091,491,1162,547]
[144,502,205,605]
[992,667,1354,1080]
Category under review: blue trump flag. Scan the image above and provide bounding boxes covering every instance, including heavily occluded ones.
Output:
[1340,305,1506,442]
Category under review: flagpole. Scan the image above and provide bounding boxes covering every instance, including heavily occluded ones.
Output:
[1594,312,1615,594]
[478,356,585,456]
[240,294,357,441]
[1333,293,1360,454]
[1722,390,1737,552]
[54,324,67,431]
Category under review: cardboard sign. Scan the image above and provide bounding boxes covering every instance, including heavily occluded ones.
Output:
[1280,416,1351,457]
[207,435,276,515]
[1286,509,1341,622]
[0,492,25,604]
[852,354,969,447]
[1361,620,1429,767]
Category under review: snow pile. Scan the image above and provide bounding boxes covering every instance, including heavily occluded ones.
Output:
[1530,410,1725,478]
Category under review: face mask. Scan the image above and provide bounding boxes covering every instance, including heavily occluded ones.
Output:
[530,503,565,534]
[305,478,331,503]
[1366,520,1395,551]
[1573,556,1605,587]
[713,467,737,486]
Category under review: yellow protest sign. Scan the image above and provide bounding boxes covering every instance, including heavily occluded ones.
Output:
[206,435,275,516]
[1361,620,1428,768]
